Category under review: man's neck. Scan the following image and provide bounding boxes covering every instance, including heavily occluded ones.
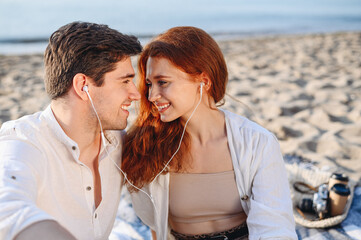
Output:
[51,99,103,208]
[50,100,101,160]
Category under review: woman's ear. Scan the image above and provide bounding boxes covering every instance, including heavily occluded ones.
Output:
[199,72,212,92]
[73,73,89,100]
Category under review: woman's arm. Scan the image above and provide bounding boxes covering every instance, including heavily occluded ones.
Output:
[247,134,297,239]
[151,230,157,240]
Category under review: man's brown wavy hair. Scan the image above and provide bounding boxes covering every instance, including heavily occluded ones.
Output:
[121,26,228,191]
[44,21,142,100]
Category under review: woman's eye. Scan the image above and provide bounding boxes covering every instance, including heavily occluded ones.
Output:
[159,80,167,86]
[145,82,152,87]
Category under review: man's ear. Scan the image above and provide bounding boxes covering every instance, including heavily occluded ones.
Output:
[73,73,89,100]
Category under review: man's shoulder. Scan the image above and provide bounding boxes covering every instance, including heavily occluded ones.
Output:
[106,129,126,145]
[0,110,45,140]
[0,111,48,165]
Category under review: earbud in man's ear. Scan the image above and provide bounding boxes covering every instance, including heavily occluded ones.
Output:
[83,85,89,92]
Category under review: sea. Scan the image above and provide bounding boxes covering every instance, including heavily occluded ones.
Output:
[0,0,361,55]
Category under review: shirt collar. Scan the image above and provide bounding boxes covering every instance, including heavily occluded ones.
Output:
[40,105,120,160]
[41,105,79,150]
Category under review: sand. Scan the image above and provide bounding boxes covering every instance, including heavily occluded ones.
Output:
[1,32,360,184]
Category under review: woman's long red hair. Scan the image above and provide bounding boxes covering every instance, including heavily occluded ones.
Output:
[121,26,228,191]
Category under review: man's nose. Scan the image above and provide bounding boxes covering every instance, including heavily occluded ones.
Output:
[129,82,141,101]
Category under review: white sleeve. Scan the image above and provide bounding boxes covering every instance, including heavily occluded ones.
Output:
[247,134,298,240]
[0,139,54,239]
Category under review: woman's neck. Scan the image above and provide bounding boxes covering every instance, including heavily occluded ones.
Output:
[183,106,226,146]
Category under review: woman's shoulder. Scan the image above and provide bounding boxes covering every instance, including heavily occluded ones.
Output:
[220,108,274,139]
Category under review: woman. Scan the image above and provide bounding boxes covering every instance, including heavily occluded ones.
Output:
[122,27,297,240]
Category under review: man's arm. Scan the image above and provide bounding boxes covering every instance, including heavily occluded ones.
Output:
[15,220,76,240]
[0,139,65,239]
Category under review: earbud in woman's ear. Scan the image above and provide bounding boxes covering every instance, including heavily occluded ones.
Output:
[200,82,204,95]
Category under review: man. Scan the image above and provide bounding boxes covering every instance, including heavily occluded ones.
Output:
[0,22,142,239]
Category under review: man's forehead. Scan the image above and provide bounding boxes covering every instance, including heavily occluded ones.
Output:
[113,58,135,74]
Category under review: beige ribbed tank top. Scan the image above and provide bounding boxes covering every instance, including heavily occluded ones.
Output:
[169,170,247,235]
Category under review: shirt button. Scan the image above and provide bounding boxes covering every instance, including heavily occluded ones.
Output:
[72,146,76,150]
[241,195,249,200]
[86,186,92,191]
[94,213,97,218]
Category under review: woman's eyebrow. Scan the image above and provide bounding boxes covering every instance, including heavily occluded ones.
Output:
[153,74,170,80]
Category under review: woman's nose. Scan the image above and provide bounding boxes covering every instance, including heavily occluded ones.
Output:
[148,85,161,102]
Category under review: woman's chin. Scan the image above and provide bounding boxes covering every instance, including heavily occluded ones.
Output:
[160,113,177,123]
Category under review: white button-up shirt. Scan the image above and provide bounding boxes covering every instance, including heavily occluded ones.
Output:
[0,105,123,240]
[131,109,297,240]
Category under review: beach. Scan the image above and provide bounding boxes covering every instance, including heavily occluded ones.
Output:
[0,31,360,184]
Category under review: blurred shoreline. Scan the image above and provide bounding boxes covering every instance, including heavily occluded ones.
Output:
[1,30,360,55]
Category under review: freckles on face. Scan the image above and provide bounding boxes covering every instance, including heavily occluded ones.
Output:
[145,57,200,122]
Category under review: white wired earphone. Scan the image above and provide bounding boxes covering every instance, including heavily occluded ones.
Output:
[83,82,204,214]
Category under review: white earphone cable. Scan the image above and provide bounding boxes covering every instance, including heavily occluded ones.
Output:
[84,89,157,214]
[84,83,203,217]
[151,83,203,181]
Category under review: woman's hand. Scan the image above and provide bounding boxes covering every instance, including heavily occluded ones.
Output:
[151,230,157,240]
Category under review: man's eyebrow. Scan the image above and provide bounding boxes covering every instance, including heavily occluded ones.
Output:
[119,73,135,79]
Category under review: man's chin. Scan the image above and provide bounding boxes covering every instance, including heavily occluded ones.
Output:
[104,122,128,131]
